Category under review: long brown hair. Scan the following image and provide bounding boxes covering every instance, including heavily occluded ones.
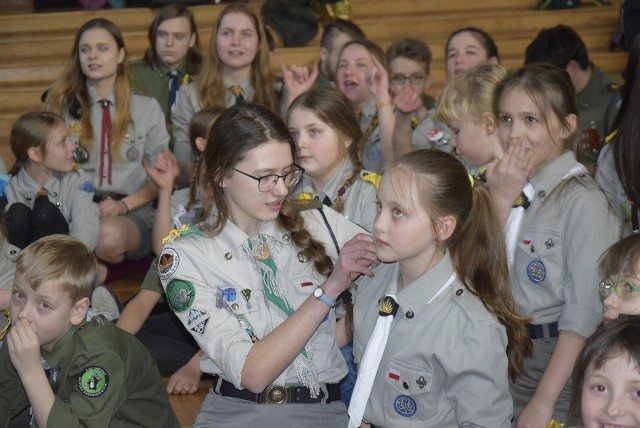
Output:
[9,111,64,175]
[44,18,132,157]
[286,86,363,213]
[200,103,333,277]
[389,150,531,378]
[197,3,277,112]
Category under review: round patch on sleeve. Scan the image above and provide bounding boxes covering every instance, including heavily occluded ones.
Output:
[166,279,196,312]
[77,366,109,397]
[79,180,94,193]
[158,248,179,280]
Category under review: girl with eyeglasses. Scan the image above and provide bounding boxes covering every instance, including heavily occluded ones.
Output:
[159,103,372,426]
[598,234,640,322]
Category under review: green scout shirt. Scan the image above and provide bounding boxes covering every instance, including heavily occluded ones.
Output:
[0,316,179,427]
[129,59,191,151]
[576,64,620,140]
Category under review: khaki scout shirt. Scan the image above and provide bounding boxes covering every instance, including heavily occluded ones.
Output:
[576,64,620,139]
[353,254,512,427]
[159,207,365,389]
[292,158,378,232]
[0,316,179,427]
[7,168,99,250]
[513,151,619,337]
[66,86,169,195]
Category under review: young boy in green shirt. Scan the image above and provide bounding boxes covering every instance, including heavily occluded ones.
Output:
[0,235,179,427]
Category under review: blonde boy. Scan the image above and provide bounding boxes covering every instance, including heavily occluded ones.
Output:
[0,235,178,427]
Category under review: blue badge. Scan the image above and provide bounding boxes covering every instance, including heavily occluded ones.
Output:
[222,288,237,302]
[527,259,546,284]
[125,146,140,162]
[79,180,94,193]
[393,395,417,417]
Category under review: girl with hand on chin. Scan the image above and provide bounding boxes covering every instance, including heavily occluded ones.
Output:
[44,18,169,282]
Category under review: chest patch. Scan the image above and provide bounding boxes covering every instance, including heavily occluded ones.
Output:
[393,395,417,417]
[527,259,546,285]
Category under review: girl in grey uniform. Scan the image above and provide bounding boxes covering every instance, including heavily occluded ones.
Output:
[171,3,278,172]
[287,86,378,232]
[159,103,374,427]
[44,18,169,279]
[5,112,98,250]
[348,149,531,427]
[495,64,620,426]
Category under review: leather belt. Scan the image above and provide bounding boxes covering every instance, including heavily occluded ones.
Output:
[212,375,341,404]
[527,322,559,339]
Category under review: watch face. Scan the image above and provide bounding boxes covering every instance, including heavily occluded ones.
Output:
[314,288,323,298]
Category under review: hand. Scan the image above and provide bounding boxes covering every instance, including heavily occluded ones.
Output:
[166,362,201,395]
[392,86,424,115]
[7,317,42,377]
[366,56,390,102]
[329,234,379,288]
[144,150,179,191]
[485,138,533,206]
[98,198,126,218]
[516,397,554,428]
[280,57,318,102]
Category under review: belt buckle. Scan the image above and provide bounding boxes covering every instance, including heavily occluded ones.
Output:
[265,385,288,404]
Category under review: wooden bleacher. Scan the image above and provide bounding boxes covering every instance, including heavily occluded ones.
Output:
[0,1,627,425]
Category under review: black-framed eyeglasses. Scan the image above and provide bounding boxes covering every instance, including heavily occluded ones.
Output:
[390,73,425,86]
[598,277,640,300]
[232,166,304,192]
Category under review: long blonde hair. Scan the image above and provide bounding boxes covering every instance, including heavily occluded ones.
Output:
[197,4,278,112]
[44,18,132,158]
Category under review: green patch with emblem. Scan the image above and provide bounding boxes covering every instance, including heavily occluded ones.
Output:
[78,366,109,397]
[166,279,196,312]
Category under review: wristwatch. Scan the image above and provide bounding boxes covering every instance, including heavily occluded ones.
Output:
[313,287,337,308]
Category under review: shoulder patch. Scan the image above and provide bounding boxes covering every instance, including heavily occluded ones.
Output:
[360,170,382,190]
[158,248,179,280]
[78,366,109,397]
[166,279,195,312]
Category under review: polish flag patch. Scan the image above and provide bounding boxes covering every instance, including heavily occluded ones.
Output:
[388,368,400,381]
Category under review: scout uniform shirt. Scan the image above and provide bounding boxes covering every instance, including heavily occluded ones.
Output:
[66,86,169,195]
[6,168,99,250]
[510,151,619,418]
[159,207,365,389]
[0,316,179,427]
[595,137,630,225]
[353,254,512,427]
[576,64,620,140]
[359,98,385,173]
[171,79,255,162]
[292,158,378,232]
[0,238,18,348]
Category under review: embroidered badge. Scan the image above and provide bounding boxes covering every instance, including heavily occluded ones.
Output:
[416,376,430,390]
[393,395,417,417]
[78,180,94,193]
[187,307,210,336]
[78,366,109,397]
[379,296,399,317]
[527,259,546,285]
[166,279,195,312]
[427,127,444,142]
[125,146,140,162]
[158,248,179,280]
[388,368,400,381]
[297,251,309,263]
[221,288,237,302]
[545,238,555,249]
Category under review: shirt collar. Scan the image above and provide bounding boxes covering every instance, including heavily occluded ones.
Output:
[297,158,354,203]
[396,252,456,312]
[529,151,579,197]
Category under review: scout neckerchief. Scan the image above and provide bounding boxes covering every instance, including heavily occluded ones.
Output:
[243,234,320,396]
[168,70,180,112]
[98,99,113,186]
[230,85,245,105]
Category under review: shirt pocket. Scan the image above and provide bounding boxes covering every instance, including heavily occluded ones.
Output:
[381,359,435,419]
[515,230,563,292]
[120,131,145,163]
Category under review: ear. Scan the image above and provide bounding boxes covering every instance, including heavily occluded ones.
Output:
[188,32,196,49]
[319,46,329,63]
[342,137,353,150]
[117,47,125,65]
[435,215,457,242]
[27,147,44,163]
[488,56,499,65]
[563,113,578,138]
[70,297,90,325]
[194,136,207,153]
[481,112,497,135]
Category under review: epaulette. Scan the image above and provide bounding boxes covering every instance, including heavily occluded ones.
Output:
[360,170,382,190]
[162,224,202,244]
[604,129,618,145]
